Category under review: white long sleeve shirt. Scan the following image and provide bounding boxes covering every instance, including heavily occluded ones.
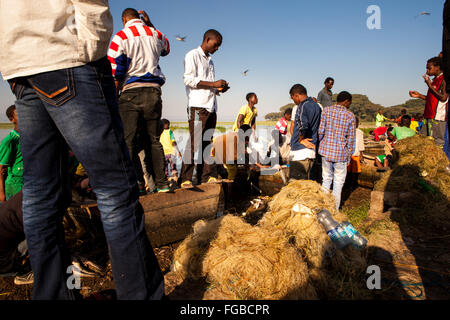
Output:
[184,46,218,112]
[0,0,113,80]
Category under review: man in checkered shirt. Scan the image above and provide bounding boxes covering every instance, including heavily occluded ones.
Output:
[318,91,356,210]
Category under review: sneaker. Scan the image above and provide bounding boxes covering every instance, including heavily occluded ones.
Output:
[157,187,170,193]
[181,180,194,189]
[72,258,98,278]
[14,270,34,285]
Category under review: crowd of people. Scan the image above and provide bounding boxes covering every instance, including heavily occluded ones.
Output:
[0,2,449,301]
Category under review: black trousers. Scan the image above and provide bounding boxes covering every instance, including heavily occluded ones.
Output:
[118,87,168,189]
[180,107,218,183]
[0,192,24,274]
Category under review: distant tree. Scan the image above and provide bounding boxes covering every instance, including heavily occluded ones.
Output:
[264,103,296,120]
[264,95,425,122]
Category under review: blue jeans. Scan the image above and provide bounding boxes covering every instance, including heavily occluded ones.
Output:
[321,159,348,210]
[444,120,450,163]
[9,57,163,300]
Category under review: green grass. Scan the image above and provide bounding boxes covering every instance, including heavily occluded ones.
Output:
[171,125,227,133]
[171,121,276,127]
[342,200,370,228]
[360,127,375,137]
[0,123,13,130]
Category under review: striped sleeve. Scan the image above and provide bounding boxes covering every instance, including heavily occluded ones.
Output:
[162,35,170,57]
[153,28,170,57]
[107,31,128,80]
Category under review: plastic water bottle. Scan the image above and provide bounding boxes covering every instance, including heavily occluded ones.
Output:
[341,221,368,250]
[317,210,350,249]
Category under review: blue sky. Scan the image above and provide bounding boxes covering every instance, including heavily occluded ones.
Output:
[0,0,446,121]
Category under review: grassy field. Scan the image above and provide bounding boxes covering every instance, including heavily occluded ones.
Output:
[0,123,13,130]
[171,121,278,132]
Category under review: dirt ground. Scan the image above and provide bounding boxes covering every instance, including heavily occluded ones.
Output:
[1,185,449,300]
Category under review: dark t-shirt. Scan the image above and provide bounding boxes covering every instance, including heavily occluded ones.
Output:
[317,88,333,108]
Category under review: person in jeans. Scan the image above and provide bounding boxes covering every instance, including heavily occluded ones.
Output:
[180,29,230,188]
[289,84,322,181]
[318,91,356,210]
[0,1,164,300]
[108,8,170,193]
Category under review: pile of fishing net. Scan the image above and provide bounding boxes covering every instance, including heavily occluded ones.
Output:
[258,180,369,299]
[171,215,317,300]
[374,135,450,195]
[374,135,450,228]
[170,180,370,300]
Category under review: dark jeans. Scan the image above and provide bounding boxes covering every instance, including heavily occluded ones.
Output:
[290,159,314,180]
[118,87,168,189]
[0,192,24,274]
[180,107,218,183]
[9,57,163,300]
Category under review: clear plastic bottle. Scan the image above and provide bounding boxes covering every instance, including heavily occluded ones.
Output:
[341,221,368,250]
[317,209,350,249]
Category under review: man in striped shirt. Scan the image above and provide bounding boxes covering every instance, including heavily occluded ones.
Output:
[318,91,356,210]
[108,8,170,193]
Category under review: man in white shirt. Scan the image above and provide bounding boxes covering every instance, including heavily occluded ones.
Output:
[180,29,230,188]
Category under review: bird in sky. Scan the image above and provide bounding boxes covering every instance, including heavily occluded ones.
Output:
[415,11,431,18]
[175,35,187,42]
[242,69,249,76]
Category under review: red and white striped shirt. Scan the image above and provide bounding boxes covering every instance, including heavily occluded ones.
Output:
[107,19,170,88]
[275,117,289,135]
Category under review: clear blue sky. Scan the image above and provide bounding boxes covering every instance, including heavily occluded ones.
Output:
[0,0,446,121]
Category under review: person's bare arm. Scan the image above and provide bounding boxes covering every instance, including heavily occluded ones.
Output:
[300,138,316,150]
[236,114,244,129]
[409,90,427,100]
[251,117,256,131]
[424,76,449,102]
[0,165,6,202]
[196,80,228,90]
[138,10,155,28]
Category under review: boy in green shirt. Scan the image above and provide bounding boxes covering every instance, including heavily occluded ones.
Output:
[391,115,417,141]
[0,105,23,202]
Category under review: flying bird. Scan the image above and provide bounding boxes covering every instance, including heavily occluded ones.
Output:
[175,35,187,42]
[242,69,249,76]
[415,11,431,18]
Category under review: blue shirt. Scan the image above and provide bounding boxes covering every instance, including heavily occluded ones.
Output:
[291,97,322,151]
